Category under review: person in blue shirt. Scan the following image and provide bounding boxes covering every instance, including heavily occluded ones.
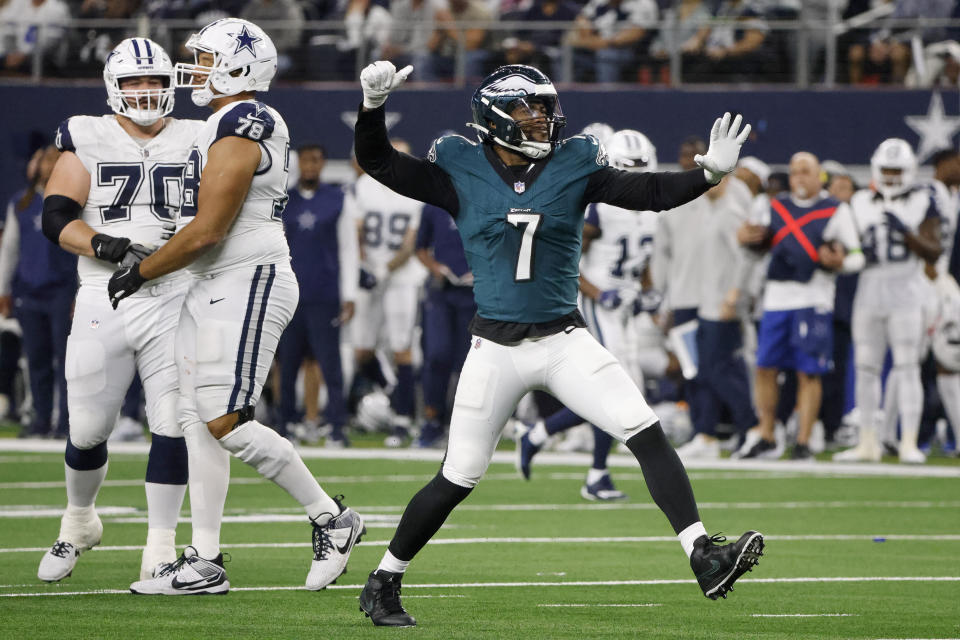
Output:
[278,144,359,446]
[353,61,763,627]
[414,202,476,448]
[0,144,76,438]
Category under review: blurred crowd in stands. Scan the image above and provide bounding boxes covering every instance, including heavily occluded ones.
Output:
[2,0,960,85]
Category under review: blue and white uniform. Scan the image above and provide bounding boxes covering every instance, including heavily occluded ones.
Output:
[176,100,296,422]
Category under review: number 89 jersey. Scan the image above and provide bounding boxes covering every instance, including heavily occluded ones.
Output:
[850,186,940,309]
[181,100,291,276]
[55,114,204,288]
[345,173,424,285]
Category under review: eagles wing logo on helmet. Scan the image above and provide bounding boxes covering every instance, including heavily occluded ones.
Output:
[467,65,566,160]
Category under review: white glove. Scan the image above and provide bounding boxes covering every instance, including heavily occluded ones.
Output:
[695,112,751,184]
[360,61,414,109]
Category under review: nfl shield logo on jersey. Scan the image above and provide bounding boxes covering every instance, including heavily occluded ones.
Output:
[514,181,525,194]
[474,337,482,349]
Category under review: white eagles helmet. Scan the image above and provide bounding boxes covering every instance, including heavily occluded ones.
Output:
[103,38,175,126]
[606,129,658,172]
[870,138,917,198]
[175,18,277,107]
[580,122,614,146]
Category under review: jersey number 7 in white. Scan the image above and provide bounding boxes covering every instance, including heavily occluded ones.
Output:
[506,211,542,282]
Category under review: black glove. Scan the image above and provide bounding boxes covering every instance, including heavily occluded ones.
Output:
[359,268,378,290]
[108,263,146,309]
[120,243,154,269]
[91,233,131,263]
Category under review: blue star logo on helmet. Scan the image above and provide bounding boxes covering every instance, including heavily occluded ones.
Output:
[233,25,262,56]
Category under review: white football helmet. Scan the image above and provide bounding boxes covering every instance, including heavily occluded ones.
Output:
[870,138,917,198]
[175,18,277,107]
[355,390,394,433]
[580,122,614,146]
[104,38,175,126]
[606,129,658,172]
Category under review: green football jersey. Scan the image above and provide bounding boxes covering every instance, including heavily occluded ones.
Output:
[429,134,607,323]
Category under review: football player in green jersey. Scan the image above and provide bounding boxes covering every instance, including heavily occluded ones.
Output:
[355,61,763,627]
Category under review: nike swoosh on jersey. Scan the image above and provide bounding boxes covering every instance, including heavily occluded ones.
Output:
[209,297,226,304]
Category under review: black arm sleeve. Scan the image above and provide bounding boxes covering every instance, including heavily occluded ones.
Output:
[582,167,711,212]
[41,195,82,245]
[354,105,460,217]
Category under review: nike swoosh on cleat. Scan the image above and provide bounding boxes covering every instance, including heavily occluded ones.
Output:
[171,576,220,590]
[209,298,225,304]
[335,523,361,554]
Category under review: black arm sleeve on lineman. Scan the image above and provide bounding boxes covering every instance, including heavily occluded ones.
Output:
[583,166,711,212]
[354,104,461,217]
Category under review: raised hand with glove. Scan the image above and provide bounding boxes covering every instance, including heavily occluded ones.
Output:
[360,61,414,110]
[695,112,752,184]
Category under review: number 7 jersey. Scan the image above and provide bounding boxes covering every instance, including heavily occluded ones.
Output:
[55,114,204,288]
[181,100,292,276]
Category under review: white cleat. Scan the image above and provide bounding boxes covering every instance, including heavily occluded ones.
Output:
[130,546,229,595]
[140,531,177,581]
[676,434,721,460]
[38,507,103,582]
[731,428,762,459]
[832,443,882,463]
[306,501,365,591]
[898,445,927,465]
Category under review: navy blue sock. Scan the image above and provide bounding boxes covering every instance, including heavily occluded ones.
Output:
[392,364,415,418]
[65,440,107,471]
[591,425,613,470]
[545,407,584,435]
[146,434,188,485]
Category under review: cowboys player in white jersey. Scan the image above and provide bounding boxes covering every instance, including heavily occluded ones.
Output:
[108,18,364,594]
[835,139,942,464]
[36,38,201,584]
[516,129,659,499]
[346,140,426,447]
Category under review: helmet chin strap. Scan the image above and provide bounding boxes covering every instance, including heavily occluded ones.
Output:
[467,123,552,160]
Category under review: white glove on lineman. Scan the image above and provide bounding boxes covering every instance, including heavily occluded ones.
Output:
[360,61,414,109]
[695,112,751,184]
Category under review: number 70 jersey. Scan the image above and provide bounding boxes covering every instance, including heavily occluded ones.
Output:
[181,100,292,276]
[55,114,205,288]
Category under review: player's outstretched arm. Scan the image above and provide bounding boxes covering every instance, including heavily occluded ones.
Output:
[355,62,460,215]
[695,112,751,184]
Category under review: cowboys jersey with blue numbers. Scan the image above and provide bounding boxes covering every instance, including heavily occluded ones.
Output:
[581,202,657,295]
[181,99,291,276]
[930,179,958,276]
[55,115,203,288]
[850,185,940,309]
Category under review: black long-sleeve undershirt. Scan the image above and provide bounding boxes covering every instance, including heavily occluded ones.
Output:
[354,104,712,217]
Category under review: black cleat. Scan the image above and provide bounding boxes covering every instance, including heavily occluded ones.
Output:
[690,531,764,600]
[359,570,417,627]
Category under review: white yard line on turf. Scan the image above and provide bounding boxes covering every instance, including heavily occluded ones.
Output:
[2,576,959,598]
[2,534,959,554]
[4,501,959,519]
[538,603,662,607]
[2,439,958,478]
[751,613,858,617]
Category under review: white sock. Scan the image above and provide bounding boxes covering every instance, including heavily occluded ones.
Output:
[65,462,108,508]
[145,527,176,550]
[678,521,708,559]
[219,421,339,521]
[586,467,607,485]
[377,550,410,575]
[145,482,186,531]
[184,420,230,560]
[528,420,548,446]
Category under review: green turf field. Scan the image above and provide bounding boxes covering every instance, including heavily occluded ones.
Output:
[1,443,958,640]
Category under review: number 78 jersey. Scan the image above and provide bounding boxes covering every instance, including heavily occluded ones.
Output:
[850,186,940,309]
[55,114,204,288]
[181,100,292,276]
